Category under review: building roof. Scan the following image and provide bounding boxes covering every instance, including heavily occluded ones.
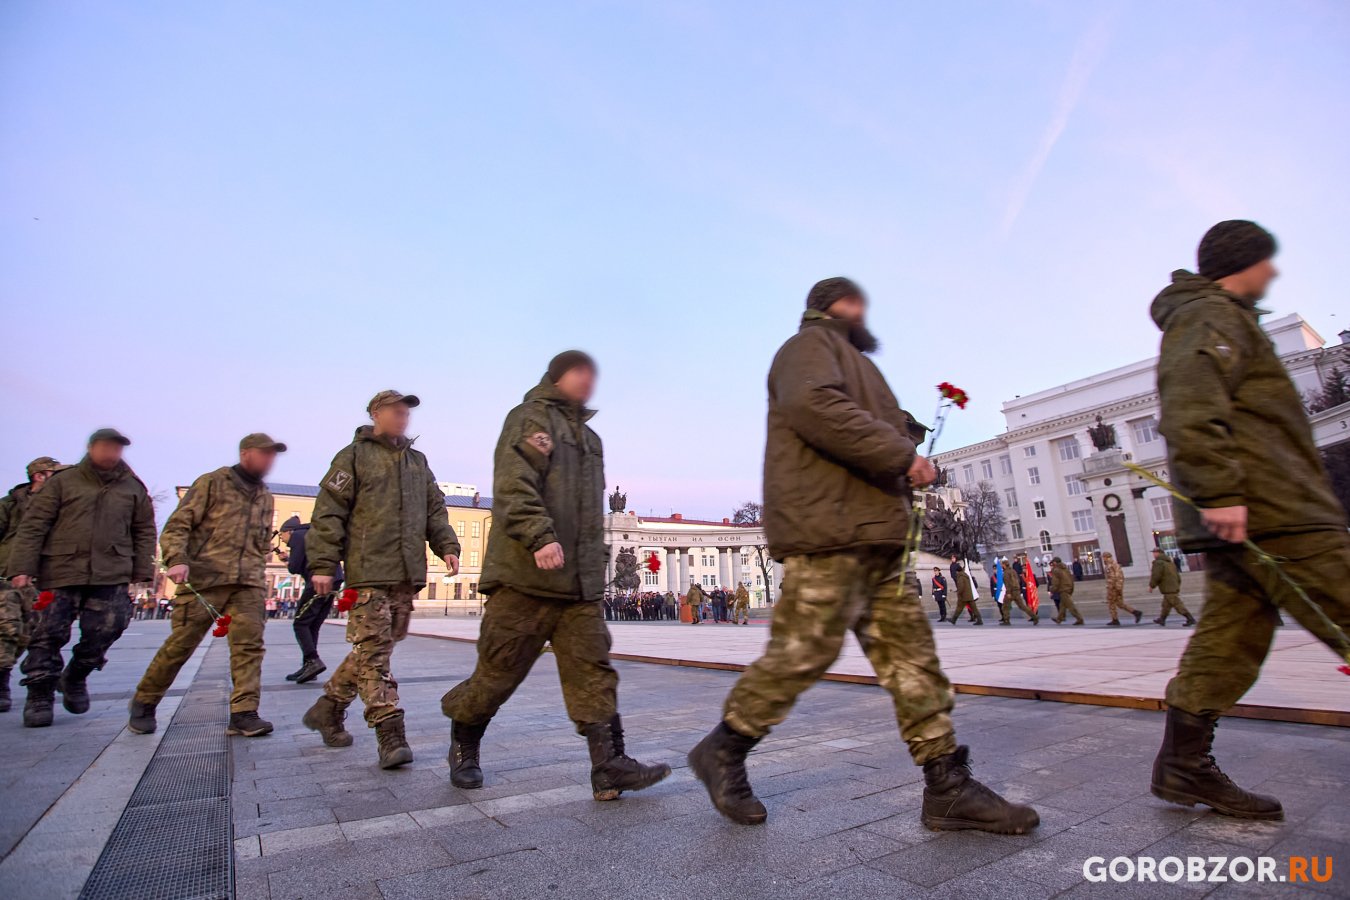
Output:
[267,483,493,510]
[637,515,753,528]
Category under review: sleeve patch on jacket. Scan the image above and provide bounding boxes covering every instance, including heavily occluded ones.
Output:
[325,469,353,493]
[526,432,554,456]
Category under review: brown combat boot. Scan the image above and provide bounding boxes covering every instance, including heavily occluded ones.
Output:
[688,721,767,824]
[23,680,55,728]
[302,695,354,747]
[58,661,94,715]
[922,746,1039,834]
[1151,708,1283,820]
[448,720,487,789]
[376,713,413,769]
[583,715,671,801]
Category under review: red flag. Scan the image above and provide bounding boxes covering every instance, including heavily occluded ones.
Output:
[1023,562,1039,614]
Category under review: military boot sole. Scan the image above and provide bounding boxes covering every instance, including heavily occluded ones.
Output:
[450,767,484,789]
[687,745,767,825]
[59,674,90,715]
[23,709,53,728]
[294,661,327,685]
[1149,784,1284,821]
[301,705,354,747]
[592,763,672,801]
[379,747,414,770]
[921,808,1040,834]
[227,721,275,737]
[127,720,157,735]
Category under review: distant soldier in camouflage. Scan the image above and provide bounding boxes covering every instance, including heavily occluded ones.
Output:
[301,391,461,769]
[128,434,286,737]
[1048,558,1085,625]
[441,352,670,801]
[9,429,155,727]
[1150,222,1350,820]
[733,583,750,625]
[1149,548,1194,627]
[686,581,705,624]
[0,457,68,712]
[1102,551,1142,626]
[946,564,982,626]
[997,556,1037,625]
[688,278,1037,833]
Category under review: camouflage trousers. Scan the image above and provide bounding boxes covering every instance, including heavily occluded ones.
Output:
[0,580,36,670]
[733,601,750,624]
[1105,586,1137,621]
[1052,591,1084,624]
[724,548,957,765]
[324,583,415,726]
[1157,592,1192,621]
[1167,531,1350,718]
[20,584,133,685]
[441,587,618,730]
[135,585,265,713]
[999,590,1036,623]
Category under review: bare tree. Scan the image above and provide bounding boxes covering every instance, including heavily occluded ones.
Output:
[920,481,1007,562]
[1306,366,1350,522]
[730,501,775,605]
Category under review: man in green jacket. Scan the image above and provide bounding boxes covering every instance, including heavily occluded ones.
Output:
[9,429,155,727]
[1049,558,1084,625]
[686,581,705,624]
[441,352,670,801]
[1150,221,1349,821]
[1148,548,1194,627]
[301,391,461,769]
[998,556,1037,625]
[129,434,286,738]
[688,278,1037,834]
[946,564,982,625]
[0,457,68,712]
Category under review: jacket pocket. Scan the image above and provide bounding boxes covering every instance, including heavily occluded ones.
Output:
[110,542,134,556]
[42,540,80,557]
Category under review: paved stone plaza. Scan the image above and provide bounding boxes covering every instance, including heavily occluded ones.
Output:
[0,620,1346,899]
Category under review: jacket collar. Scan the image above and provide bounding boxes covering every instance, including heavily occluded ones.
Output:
[353,425,414,451]
[78,456,128,484]
[526,377,597,423]
[799,309,879,353]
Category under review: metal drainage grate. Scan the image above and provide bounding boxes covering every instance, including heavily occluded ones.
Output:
[80,642,234,900]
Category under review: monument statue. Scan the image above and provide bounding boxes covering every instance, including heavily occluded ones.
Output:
[1086,415,1118,452]
[613,546,641,593]
[608,485,627,513]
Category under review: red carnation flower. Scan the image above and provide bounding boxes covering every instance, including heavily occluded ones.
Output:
[216,615,232,627]
[646,552,661,574]
[34,590,56,611]
[1339,665,1350,677]
[337,588,359,612]
[211,624,229,637]
[937,382,970,410]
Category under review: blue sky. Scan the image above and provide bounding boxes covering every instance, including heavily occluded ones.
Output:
[3,1,1348,520]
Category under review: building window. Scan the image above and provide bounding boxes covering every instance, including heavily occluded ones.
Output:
[1064,475,1084,496]
[1071,509,1095,533]
[740,553,749,567]
[1027,467,1040,485]
[471,521,481,538]
[1150,496,1174,524]
[1055,437,1081,462]
[980,459,993,479]
[689,554,695,567]
[456,521,466,538]
[469,551,480,567]
[1010,520,1023,540]
[999,454,1013,475]
[1004,488,1018,507]
[961,464,974,484]
[644,572,657,586]
[1039,530,1053,552]
[1033,500,1047,519]
[1023,446,1037,458]
[1132,418,1160,445]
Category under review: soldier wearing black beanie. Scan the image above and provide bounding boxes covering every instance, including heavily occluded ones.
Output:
[1197,220,1277,282]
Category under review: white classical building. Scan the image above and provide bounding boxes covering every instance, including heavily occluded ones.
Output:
[934,314,1350,579]
[602,512,783,605]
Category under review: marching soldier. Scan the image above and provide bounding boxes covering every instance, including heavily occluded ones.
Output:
[685,581,705,624]
[0,457,69,712]
[1103,551,1142,626]
[301,391,461,769]
[1049,557,1085,625]
[1149,548,1194,627]
[947,564,982,625]
[129,434,286,736]
[440,352,670,800]
[733,583,750,625]
[998,556,1037,625]
[687,278,1036,833]
[8,429,155,727]
[1149,222,1349,819]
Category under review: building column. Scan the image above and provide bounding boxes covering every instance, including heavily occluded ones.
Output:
[718,547,732,589]
[730,546,743,587]
[664,548,678,593]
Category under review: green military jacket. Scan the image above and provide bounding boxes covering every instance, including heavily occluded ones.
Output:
[1050,563,1074,596]
[7,458,156,589]
[686,583,705,608]
[954,571,974,603]
[0,483,33,576]
[1149,557,1181,593]
[1152,271,1347,549]
[763,310,928,559]
[307,427,460,589]
[734,584,750,606]
[480,379,606,602]
[1002,563,1021,595]
[160,466,274,590]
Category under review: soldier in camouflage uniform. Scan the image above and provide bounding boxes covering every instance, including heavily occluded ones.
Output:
[997,557,1037,625]
[946,564,982,625]
[685,581,705,624]
[1048,558,1085,625]
[733,583,750,625]
[9,429,155,727]
[1149,548,1194,626]
[128,434,286,737]
[0,457,68,712]
[301,391,461,769]
[1103,552,1142,626]
[441,352,670,800]
[1150,222,1350,820]
[688,278,1037,833]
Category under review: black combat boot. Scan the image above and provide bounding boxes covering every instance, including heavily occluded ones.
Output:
[375,713,413,769]
[922,746,1040,834]
[1134,610,1144,624]
[293,657,326,685]
[1154,616,1167,626]
[23,680,55,728]
[448,720,487,789]
[583,715,672,801]
[1183,614,1197,627]
[688,721,767,824]
[128,698,158,734]
[58,661,94,714]
[1108,619,1121,626]
[227,710,275,737]
[302,695,354,747]
[0,668,10,713]
[1151,708,1283,820]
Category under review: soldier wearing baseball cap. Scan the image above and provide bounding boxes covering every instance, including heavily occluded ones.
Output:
[367,390,420,414]
[239,433,288,453]
[88,427,131,447]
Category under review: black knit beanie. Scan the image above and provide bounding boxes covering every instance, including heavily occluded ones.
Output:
[1197,220,1277,281]
[546,350,597,383]
[806,276,864,312]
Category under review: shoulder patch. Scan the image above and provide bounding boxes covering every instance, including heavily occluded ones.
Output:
[326,469,353,492]
[527,432,554,456]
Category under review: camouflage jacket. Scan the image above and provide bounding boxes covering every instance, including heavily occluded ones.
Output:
[7,457,155,588]
[1103,558,1124,593]
[686,583,705,607]
[307,427,460,589]
[160,466,274,589]
[1149,557,1181,593]
[763,311,928,559]
[0,482,34,576]
[1049,563,1074,596]
[1152,271,1347,549]
[734,584,750,605]
[480,379,606,602]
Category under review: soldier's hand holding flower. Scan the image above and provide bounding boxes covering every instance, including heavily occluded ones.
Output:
[311,575,335,595]
[167,564,190,585]
[1201,505,1248,543]
[534,542,565,571]
[10,575,31,589]
[907,455,938,488]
